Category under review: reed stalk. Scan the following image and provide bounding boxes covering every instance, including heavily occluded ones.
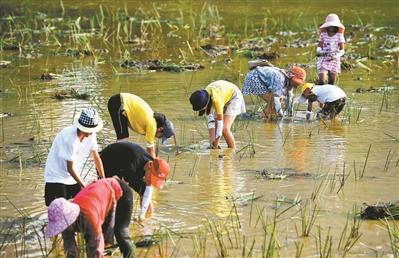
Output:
[315,225,332,258]
[360,144,371,179]
[266,211,278,257]
[384,149,392,171]
[295,241,303,258]
[338,205,362,257]
[383,217,399,257]
[300,201,319,237]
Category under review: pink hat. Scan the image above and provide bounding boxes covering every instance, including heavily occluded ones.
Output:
[44,198,80,238]
[320,14,345,29]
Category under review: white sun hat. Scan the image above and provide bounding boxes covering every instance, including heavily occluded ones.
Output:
[74,107,103,133]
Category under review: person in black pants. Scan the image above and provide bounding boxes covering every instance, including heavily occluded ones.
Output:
[100,141,170,220]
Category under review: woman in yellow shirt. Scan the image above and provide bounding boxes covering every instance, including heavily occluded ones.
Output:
[189,80,246,149]
[108,93,175,158]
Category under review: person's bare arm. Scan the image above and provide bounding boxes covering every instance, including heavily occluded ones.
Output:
[146,146,156,158]
[92,150,104,179]
[212,114,223,149]
[67,160,86,188]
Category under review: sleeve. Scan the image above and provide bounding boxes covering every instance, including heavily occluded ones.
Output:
[59,137,76,162]
[338,33,345,43]
[89,133,98,151]
[129,175,147,195]
[144,118,157,147]
[211,90,224,115]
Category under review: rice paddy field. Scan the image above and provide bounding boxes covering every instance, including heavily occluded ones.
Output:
[0,0,398,257]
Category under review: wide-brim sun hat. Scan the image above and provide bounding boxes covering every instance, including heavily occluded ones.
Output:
[74,107,103,133]
[149,158,170,189]
[161,119,175,145]
[44,198,80,238]
[289,66,306,86]
[320,13,345,29]
[189,90,210,116]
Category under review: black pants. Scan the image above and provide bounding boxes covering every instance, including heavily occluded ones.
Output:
[115,179,135,258]
[108,94,129,140]
[44,183,81,206]
[321,97,346,118]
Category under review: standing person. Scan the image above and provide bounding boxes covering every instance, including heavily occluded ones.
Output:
[189,80,246,149]
[107,93,175,158]
[100,141,170,220]
[316,13,346,85]
[242,62,306,120]
[44,108,105,207]
[299,83,347,120]
[44,177,135,258]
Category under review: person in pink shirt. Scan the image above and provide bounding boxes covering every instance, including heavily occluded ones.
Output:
[44,178,135,258]
[316,14,346,85]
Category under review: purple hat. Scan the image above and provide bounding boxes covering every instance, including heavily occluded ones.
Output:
[44,198,80,238]
[189,90,209,116]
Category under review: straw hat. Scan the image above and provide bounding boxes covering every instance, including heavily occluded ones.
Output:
[320,14,345,29]
[74,107,103,133]
[44,198,80,238]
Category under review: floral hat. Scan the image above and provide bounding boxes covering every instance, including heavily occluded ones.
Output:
[44,198,80,238]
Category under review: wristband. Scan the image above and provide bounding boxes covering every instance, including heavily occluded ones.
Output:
[215,120,223,139]
[139,186,153,217]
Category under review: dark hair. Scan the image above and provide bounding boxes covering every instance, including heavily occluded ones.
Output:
[205,96,213,115]
[154,112,166,128]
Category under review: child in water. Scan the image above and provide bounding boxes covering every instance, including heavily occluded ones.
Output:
[316,14,346,85]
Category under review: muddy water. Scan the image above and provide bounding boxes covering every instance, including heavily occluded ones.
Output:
[1,1,398,257]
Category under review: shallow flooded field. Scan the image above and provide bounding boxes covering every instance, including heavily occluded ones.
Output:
[0,1,398,257]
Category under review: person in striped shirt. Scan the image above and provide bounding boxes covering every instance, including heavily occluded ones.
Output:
[316,14,346,85]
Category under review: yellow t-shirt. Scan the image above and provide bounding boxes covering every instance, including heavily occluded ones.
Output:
[120,93,157,146]
[205,80,235,115]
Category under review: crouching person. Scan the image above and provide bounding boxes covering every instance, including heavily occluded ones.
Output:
[299,83,346,120]
[44,178,135,258]
[99,141,170,221]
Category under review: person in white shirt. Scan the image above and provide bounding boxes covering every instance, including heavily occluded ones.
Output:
[298,83,346,120]
[44,108,105,206]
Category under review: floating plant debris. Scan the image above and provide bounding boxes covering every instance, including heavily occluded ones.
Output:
[360,201,399,220]
[120,59,204,72]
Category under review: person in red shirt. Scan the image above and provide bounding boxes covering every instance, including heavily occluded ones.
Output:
[44,178,134,258]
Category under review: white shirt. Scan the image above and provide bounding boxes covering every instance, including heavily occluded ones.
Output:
[311,85,346,104]
[44,125,98,185]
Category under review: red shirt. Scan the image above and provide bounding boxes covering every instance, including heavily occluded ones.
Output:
[73,178,123,235]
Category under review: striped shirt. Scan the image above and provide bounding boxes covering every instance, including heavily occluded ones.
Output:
[317,32,345,73]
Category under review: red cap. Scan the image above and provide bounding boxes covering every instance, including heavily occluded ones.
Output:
[147,158,170,189]
[289,66,306,86]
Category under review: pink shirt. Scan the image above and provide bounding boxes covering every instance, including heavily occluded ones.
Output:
[63,179,123,257]
[317,32,345,73]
